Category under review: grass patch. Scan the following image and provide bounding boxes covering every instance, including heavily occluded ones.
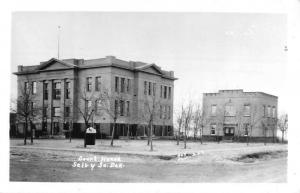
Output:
[233,150,287,163]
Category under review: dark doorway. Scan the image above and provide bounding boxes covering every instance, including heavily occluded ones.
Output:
[224,127,234,136]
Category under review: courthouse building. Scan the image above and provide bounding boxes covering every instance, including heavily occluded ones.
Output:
[202,89,278,141]
[14,56,176,138]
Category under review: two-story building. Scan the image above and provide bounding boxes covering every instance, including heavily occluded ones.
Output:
[202,89,278,142]
[13,56,177,138]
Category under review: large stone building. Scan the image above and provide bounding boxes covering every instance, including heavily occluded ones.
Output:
[14,56,176,138]
[202,89,278,141]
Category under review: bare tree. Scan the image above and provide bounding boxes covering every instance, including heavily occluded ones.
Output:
[247,105,262,146]
[183,102,193,149]
[98,89,123,147]
[12,79,41,145]
[176,105,185,145]
[277,113,288,143]
[192,103,202,142]
[141,95,160,151]
[75,89,100,129]
[235,108,245,142]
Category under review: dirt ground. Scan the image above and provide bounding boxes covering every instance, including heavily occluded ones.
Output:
[10,139,287,182]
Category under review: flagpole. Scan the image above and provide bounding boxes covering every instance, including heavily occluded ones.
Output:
[57,25,61,59]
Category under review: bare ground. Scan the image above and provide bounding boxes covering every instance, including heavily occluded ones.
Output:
[9,139,287,182]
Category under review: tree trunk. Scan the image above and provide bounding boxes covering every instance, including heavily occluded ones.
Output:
[184,127,187,149]
[30,122,33,144]
[127,124,130,141]
[69,123,72,143]
[24,119,27,145]
[177,127,180,145]
[200,127,203,144]
[150,123,153,151]
[110,120,116,146]
[281,131,284,143]
[147,126,150,146]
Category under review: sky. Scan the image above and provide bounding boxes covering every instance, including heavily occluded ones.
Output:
[11,12,287,114]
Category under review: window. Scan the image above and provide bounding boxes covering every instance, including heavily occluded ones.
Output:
[43,107,48,118]
[263,105,266,117]
[32,81,37,94]
[243,123,249,136]
[126,101,130,116]
[160,85,163,98]
[95,76,101,91]
[164,86,167,99]
[115,77,119,92]
[120,100,125,116]
[160,105,162,119]
[210,124,216,135]
[121,78,125,93]
[144,81,147,95]
[24,82,29,93]
[168,106,171,119]
[85,100,92,111]
[65,107,70,117]
[153,83,156,96]
[53,82,61,100]
[272,107,276,118]
[168,87,171,99]
[164,106,167,119]
[30,102,34,115]
[43,82,48,100]
[65,82,71,99]
[148,82,152,95]
[53,107,61,117]
[244,104,250,116]
[225,105,235,116]
[86,77,92,92]
[127,79,130,93]
[115,100,119,114]
[267,106,271,117]
[211,105,217,116]
[95,100,102,114]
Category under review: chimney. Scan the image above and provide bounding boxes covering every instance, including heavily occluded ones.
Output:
[170,71,174,77]
[18,65,23,72]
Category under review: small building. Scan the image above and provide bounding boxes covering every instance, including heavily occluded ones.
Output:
[202,89,278,142]
[13,56,177,138]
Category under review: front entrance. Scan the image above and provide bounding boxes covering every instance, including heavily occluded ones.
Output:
[224,127,235,136]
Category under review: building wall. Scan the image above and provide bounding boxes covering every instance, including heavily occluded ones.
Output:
[14,57,176,138]
[202,90,278,138]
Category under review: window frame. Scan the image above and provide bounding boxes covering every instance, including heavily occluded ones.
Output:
[95,76,101,91]
[53,82,61,100]
[86,77,92,92]
[115,77,119,92]
[243,104,251,117]
[210,124,216,135]
[65,106,70,117]
[43,82,48,100]
[211,105,217,116]
[65,82,71,99]
[32,81,37,94]
[120,77,125,93]
[53,107,61,117]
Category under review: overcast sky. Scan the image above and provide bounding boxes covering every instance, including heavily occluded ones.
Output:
[11,12,287,113]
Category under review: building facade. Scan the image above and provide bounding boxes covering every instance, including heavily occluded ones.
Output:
[202,89,278,141]
[14,56,177,138]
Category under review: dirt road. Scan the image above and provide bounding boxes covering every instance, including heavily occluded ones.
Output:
[10,146,287,182]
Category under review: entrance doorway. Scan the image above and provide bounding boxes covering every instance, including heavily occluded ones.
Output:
[224,127,234,136]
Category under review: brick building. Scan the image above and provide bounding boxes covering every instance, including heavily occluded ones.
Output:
[13,56,176,138]
[202,89,278,141]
